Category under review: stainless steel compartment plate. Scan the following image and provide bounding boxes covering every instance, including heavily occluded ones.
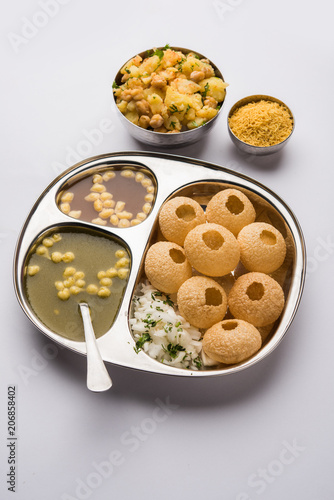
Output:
[13,152,306,378]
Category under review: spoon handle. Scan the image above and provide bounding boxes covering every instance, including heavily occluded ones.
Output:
[79,302,112,392]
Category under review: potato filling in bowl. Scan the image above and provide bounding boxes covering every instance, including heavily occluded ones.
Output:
[113,45,228,133]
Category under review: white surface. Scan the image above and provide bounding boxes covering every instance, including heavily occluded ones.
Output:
[1,1,334,499]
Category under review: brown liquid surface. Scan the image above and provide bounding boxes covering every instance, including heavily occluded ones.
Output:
[58,167,156,227]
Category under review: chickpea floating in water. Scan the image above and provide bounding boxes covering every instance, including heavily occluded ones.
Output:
[63,266,76,277]
[118,219,130,228]
[51,252,63,263]
[106,268,118,278]
[121,169,135,178]
[103,200,115,209]
[36,245,47,256]
[86,284,98,295]
[135,172,144,183]
[136,212,147,221]
[28,265,40,276]
[58,289,70,301]
[52,234,62,242]
[118,268,129,279]
[142,203,151,214]
[98,287,111,298]
[102,171,116,181]
[110,215,119,226]
[130,219,141,226]
[85,193,100,202]
[93,174,103,184]
[62,252,75,263]
[63,277,75,288]
[60,202,71,214]
[115,249,125,258]
[94,199,103,212]
[70,286,81,295]
[76,279,86,288]
[115,201,125,213]
[100,277,112,287]
[92,217,107,226]
[69,210,82,219]
[43,238,54,248]
[90,183,106,193]
[100,192,113,201]
[74,271,85,280]
[55,281,64,291]
[61,192,74,203]
[116,257,130,268]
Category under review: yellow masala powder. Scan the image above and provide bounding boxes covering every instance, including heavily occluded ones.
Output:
[229,100,293,147]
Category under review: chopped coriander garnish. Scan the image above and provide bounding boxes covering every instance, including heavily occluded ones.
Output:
[163,294,174,307]
[143,314,162,328]
[202,82,210,98]
[169,104,179,113]
[170,121,176,129]
[194,356,203,369]
[175,322,181,327]
[147,44,171,60]
[193,53,200,59]
[125,68,131,74]
[112,81,120,89]
[163,343,186,359]
[134,332,152,353]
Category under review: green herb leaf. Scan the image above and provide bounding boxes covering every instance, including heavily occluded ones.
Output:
[163,343,186,359]
[134,332,152,353]
[169,104,179,114]
[202,82,210,98]
[194,356,202,369]
[112,81,120,89]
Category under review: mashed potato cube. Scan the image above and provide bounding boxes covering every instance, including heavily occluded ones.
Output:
[139,55,160,75]
[170,78,201,95]
[164,87,189,110]
[196,106,218,120]
[147,93,164,114]
[117,100,128,113]
[187,117,206,129]
[125,110,139,125]
[199,77,228,102]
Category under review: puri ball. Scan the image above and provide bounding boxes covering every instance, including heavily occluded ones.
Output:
[206,188,256,236]
[159,196,206,245]
[202,319,262,364]
[184,223,240,277]
[177,276,227,329]
[237,222,286,273]
[144,241,192,293]
[228,272,285,327]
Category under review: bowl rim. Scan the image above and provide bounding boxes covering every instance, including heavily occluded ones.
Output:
[112,45,227,137]
[227,94,295,150]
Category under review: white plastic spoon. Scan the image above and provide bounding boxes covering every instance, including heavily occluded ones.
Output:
[79,302,112,392]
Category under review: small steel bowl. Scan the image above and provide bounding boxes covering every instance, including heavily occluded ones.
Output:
[227,94,295,156]
[112,46,227,147]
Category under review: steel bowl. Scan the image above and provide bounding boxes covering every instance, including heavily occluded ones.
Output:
[112,47,227,147]
[228,94,295,156]
[13,152,306,382]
